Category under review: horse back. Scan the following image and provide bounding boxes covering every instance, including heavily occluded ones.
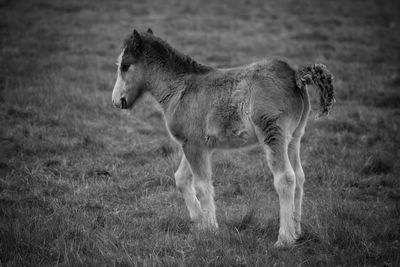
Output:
[164,60,306,149]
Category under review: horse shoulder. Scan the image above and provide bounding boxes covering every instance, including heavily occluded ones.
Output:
[163,79,206,146]
[163,91,188,145]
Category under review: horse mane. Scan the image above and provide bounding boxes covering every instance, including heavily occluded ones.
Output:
[124,32,212,74]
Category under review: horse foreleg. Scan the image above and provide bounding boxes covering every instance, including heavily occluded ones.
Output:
[183,145,218,230]
[174,154,203,223]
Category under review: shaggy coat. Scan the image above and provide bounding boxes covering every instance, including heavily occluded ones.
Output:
[112,29,334,247]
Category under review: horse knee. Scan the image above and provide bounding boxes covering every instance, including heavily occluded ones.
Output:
[274,170,296,196]
[175,171,191,192]
[195,180,214,200]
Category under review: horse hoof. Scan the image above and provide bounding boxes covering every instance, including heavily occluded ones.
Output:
[193,221,219,231]
[273,236,296,248]
[295,228,302,237]
[273,240,285,248]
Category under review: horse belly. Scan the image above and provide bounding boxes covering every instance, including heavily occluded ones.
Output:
[205,117,258,149]
[211,133,258,149]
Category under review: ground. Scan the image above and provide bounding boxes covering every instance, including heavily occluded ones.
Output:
[0,0,399,266]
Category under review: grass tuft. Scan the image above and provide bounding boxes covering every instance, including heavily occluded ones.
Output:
[361,154,393,175]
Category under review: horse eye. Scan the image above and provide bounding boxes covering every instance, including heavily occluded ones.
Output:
[121,64,130,72]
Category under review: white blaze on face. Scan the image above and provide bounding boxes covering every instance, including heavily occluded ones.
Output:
[112,49,126,108]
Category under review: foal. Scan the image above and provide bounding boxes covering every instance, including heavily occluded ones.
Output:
[112,29,334,247]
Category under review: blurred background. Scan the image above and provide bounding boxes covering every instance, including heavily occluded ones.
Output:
[0,0,399,265]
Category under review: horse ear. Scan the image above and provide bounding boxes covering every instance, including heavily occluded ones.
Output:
[132,29,142,53]
[147,28,153,35]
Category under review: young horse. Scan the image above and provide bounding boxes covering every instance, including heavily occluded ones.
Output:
[112,29,334,247]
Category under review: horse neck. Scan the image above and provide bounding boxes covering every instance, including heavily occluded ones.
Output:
[147,67,188,109]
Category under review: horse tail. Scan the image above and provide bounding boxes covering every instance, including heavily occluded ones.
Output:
[295,63,335,117]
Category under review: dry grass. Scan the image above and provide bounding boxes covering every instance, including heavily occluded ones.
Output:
[1,0,400,265]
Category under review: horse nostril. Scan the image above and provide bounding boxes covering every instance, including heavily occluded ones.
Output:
[120,97,127,109]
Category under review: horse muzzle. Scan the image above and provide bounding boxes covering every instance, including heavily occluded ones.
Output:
[112,96,129,109]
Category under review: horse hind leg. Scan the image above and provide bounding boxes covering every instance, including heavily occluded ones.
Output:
[174,154,203,223]
[288,134,305,237]
[269,141,297,247]
[254,116,297,247]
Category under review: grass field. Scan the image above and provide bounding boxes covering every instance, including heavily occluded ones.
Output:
[1,0,400,265]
